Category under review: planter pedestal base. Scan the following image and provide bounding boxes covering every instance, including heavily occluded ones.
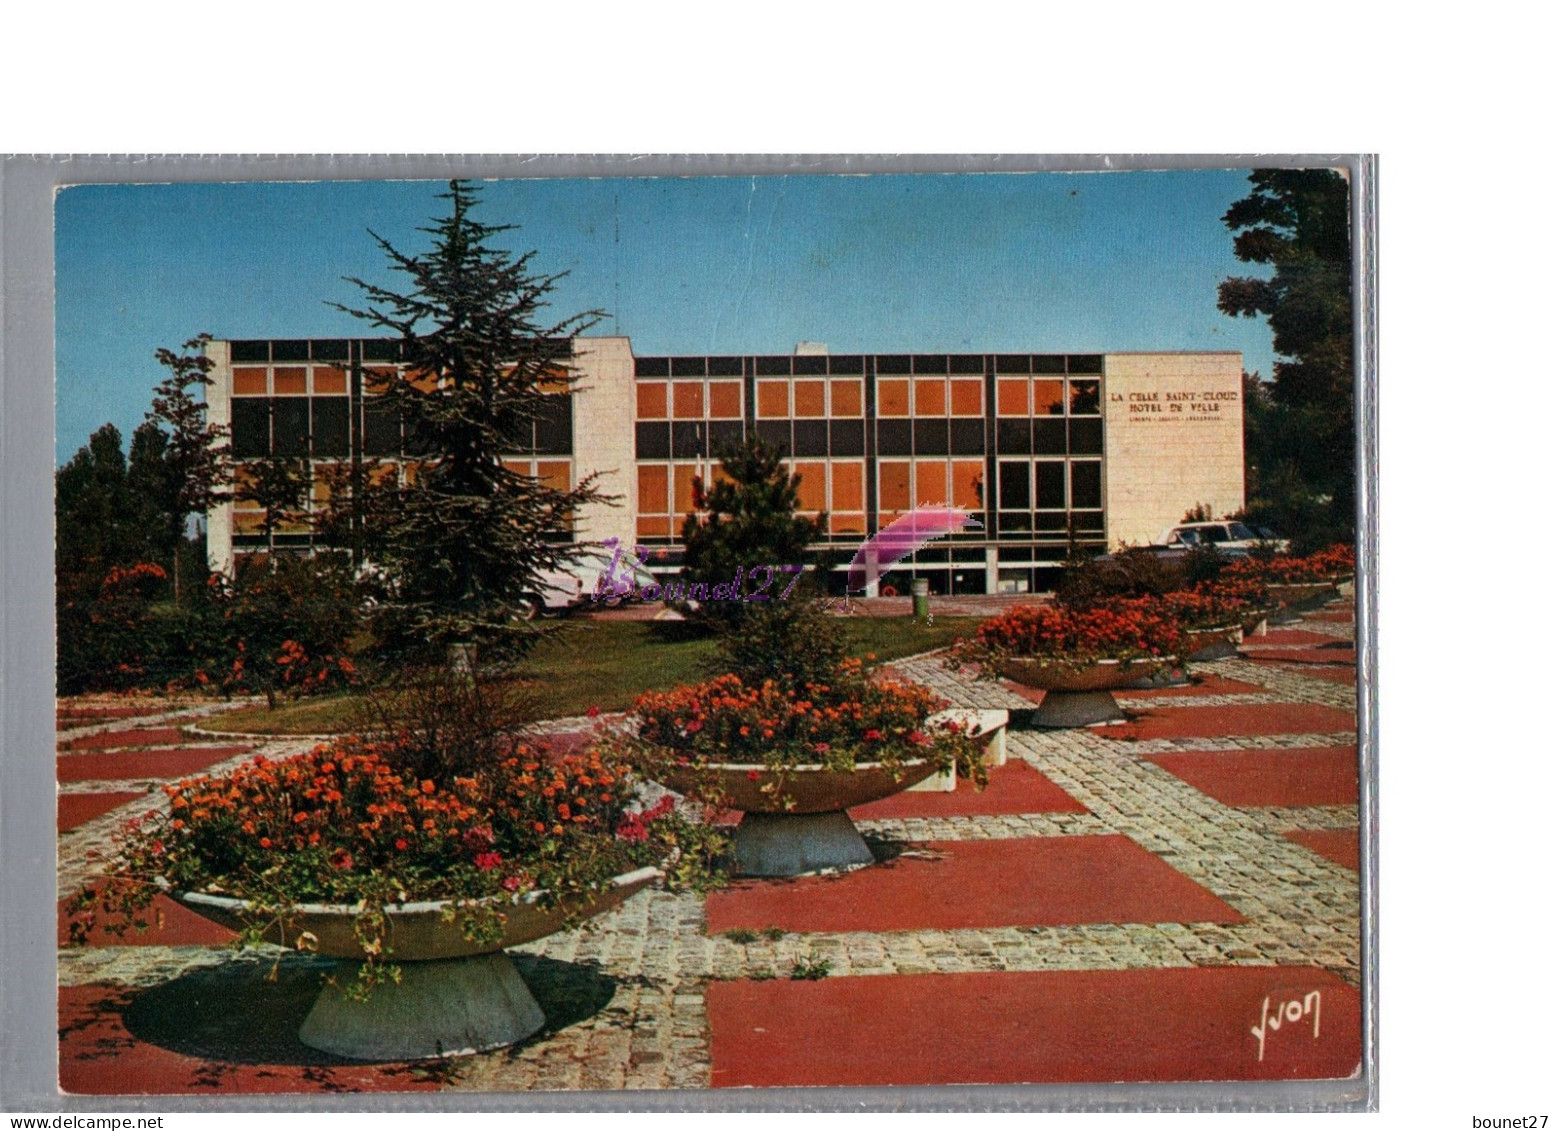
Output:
[732,811,875,877]
[1186,638,1240,662]
[1031,689,1127,729]
[299,951,546,1061]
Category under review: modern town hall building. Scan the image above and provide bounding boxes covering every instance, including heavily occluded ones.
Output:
[203,337,1244,595]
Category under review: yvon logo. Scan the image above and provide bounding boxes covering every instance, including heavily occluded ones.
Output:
[1249,990,1322,1062]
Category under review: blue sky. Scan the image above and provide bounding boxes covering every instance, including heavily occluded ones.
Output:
[54,170,1275,463]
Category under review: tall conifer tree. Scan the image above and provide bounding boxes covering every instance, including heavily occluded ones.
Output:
[336,179,610,658]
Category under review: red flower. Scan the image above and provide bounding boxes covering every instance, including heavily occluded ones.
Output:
[586,705,601,718]
[473,851,503,871]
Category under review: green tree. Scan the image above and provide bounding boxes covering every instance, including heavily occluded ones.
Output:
[678,435,827,629]
[335,179,610,659]
[141,334,232,602]
[1217,169,1354,544]
[56,424,158,583]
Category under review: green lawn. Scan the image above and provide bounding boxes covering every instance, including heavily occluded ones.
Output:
[202,615,982,736]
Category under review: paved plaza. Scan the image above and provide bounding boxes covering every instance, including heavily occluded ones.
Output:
[55,598,1362,1094]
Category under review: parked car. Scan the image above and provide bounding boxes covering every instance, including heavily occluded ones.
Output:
[521,550,659,618]
[1155,521,1290,554]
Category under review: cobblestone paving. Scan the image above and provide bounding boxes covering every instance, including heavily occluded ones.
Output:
[58,602,1364,1093]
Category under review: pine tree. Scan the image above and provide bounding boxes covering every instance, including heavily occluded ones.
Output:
[335,179,610,659]
[142,335,232,603]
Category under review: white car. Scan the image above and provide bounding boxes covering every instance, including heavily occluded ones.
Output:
[522,549,658,618]
[1156,521,1290,554]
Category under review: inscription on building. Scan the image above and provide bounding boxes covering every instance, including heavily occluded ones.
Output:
[1110,390,1238,422]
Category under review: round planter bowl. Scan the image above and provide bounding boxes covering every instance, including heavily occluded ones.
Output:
[1266,581,1337,610]
[999,655,1167,693]
[659,759,941,815]
[169,867,660,1061]
[1180,624,1243,662]
[1000,657,1169,729]
[659,760,940,877]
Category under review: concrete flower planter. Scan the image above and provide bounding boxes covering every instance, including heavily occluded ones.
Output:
[1179,624,1243,662]
[1000,656,1167,728]
[1267,581,1337,609]
[171,866,660,1061]
[659,760,941,877]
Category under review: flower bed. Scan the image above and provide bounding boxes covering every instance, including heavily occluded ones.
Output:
[626,660,985,791]
[948,597,1183,676]
[1224,544,1355,586]
[68,738,715,990]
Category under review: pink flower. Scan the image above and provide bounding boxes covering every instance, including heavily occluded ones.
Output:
[501,875,523,892]
[586,705,601,718]
[863,729,883,742]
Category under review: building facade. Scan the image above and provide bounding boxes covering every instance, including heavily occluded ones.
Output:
[204,337,1243,595]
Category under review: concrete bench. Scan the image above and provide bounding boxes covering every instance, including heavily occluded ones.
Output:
[909,708,1009,792]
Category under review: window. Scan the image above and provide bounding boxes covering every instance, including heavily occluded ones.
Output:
[637,381,668,420]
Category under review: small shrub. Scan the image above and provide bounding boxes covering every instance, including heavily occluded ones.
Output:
[722,928,760,944]
[789,957,832,981]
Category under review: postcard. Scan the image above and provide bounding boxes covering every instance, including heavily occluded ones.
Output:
[52,162,1369,1101]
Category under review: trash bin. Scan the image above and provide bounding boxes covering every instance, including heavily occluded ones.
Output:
[910,577,930,620]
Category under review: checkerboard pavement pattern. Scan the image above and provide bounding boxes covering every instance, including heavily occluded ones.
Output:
[57,597,1363,1093]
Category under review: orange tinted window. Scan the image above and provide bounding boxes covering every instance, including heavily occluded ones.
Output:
[830,513,867,535]
[637,515,672,538]
[233,367,268,395]
[407,368,440,392]
[952,460,984,509]
[273,367,307,395]
[233,511,265,534]
[793,380,826,417]
[831,462,864,511]
[637,382,668,420]
[916,461,949,506]
[914,379,946,416]
[501,458,529,475]
[364,367,397,394]
[757,380,790,418]
[674,464,700,514]
[877,379,909,416]
[878,461,911,511]
[997,379,1028,415]
[1033,379,1065,415]
[313,366,347,394]
[950,379,983,416]
[638,464,669,514]
[672,382,705,419]
[539,366,571,395]
[830,379,862,416]
[708,381,742,418]
[792,462,827,512]
[537,461,570,491]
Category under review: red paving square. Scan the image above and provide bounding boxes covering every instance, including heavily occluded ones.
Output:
[705,835,1242,935]
[1305,610,1355,623]
[708,966,1361,1086]
[59,983,442,1094]
[59,790,146,832]
[848,761,1087,820]
[1114,673,1268,701]
[1243,648,1356,667]
[61,727,189,751]
[1147,747,1359,808]
[57,706,158,724]
[56,745,254,784]
[60,892,238,948]
[1243,629,1340,647]
[1110,703,1356,741]
[1285,828,1360,870]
